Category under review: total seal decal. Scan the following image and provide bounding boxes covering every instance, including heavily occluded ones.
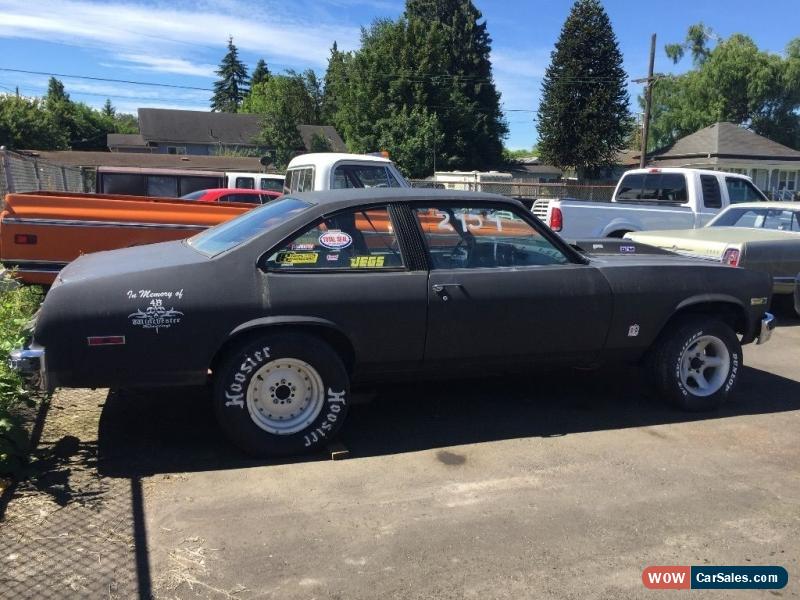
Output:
[319,230,353,250]
[223,345,347,446]
[126,288,184,333]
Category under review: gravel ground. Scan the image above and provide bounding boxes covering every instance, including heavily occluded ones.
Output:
[1,317,798,599]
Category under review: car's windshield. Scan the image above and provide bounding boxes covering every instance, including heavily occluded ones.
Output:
[188,197,313,256]
[709,207,800,232]
[181,189,208,200]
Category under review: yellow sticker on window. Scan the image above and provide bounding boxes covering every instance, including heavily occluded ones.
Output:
[276,251,319,265]
[350,255,385,268]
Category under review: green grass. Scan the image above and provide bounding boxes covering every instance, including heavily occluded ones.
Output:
[0,276,44,477]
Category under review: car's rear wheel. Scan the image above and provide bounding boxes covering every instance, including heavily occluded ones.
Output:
[649,316,741,411]
[213,332,350,456]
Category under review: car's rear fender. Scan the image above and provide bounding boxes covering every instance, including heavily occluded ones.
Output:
[210,316,357,376]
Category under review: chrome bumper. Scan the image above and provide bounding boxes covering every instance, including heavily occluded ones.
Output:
[756,312,775,345]
[9,345,48,390]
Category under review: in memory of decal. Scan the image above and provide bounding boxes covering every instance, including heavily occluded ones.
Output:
[126,289,185,333]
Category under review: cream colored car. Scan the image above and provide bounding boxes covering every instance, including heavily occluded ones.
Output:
[626,202,800,309]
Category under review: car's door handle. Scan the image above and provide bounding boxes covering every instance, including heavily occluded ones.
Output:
[432,283,462,301]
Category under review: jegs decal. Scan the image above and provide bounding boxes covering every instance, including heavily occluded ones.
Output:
[275,251,319,265]
[350,255,385,268]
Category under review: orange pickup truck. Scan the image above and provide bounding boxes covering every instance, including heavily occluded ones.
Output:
[0,191,251,285]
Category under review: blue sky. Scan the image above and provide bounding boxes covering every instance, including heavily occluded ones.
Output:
[0,0,798,150]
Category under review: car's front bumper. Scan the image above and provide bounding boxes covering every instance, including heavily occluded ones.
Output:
[9,343,49,391]
[756,312,775,345]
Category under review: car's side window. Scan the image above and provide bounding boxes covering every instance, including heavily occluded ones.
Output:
[265,206,405,270]
[412,206,570,269]
[701,175,722,208]
[726,177,765,203]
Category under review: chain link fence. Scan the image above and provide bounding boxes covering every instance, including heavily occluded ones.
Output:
[1,149,88,205]
[410,179,616,203]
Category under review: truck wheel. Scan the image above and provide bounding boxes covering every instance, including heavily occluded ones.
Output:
[649,316,741,411]
[213,332,350,456]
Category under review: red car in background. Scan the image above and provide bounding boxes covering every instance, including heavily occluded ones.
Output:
[181,188,282,205]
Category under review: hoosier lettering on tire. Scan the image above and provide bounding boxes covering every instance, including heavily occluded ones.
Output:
[649,316,741,412]
[213,332,349,456]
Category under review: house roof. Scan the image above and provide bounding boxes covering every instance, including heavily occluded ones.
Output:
[21,150,276,172]
[107,133,146,147]
[138,108,263,146]
[653,122,800,162]
[297,125,348,152]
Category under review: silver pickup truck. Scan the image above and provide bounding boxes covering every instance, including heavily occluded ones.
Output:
[532,168,767,239]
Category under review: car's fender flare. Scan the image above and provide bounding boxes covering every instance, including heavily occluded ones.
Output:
[652,294,750,345]
[599,218,641,238]
[214,315,358,373]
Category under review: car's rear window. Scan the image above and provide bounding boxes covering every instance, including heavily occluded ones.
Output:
[616,172,687,203]
[188,197,313,256]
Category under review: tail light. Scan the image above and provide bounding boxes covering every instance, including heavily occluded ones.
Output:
[549,207,563,232]
[14,233,37,245]
[722,248,740,267]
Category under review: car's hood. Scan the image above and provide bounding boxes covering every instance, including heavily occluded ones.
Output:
[55,239,206,286]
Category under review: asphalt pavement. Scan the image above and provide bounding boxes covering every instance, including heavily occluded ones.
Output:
[1,314,799,599]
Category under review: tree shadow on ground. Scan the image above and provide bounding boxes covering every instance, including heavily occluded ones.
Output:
[96,362,800,478]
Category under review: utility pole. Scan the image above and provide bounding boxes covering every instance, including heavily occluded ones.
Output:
[637,33,657,168]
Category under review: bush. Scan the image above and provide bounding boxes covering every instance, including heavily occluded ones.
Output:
[0,277,44,477]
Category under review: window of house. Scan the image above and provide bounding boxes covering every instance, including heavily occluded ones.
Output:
[166,146,186,155]
[778,170,797,191]
[413,206,569,269]
[264,206,404,270]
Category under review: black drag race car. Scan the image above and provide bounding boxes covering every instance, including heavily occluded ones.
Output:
[12,189,775,456]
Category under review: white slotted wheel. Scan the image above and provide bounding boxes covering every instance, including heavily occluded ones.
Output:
[246,358,325,435]
[678,335,731,397]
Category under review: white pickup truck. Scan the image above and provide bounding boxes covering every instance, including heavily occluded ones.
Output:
[532,168,767,239]
[283,152,410,192]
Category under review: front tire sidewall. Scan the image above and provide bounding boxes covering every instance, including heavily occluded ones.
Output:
[661,321,741,411]
[214,333,349,456]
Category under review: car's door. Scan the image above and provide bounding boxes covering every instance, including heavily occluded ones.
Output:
[262,204,429,373]
[411,203,614,368]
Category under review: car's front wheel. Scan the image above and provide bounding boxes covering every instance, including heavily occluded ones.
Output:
[213,332,350,456]
[650,316,741,411]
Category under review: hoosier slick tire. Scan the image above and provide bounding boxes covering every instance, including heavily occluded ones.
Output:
[213,332,350,457]
[650,316,742,412]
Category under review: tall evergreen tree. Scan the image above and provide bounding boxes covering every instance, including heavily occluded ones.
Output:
[251,59,270,87]
[404,0,507,169]
[45,77,69,107]
[211,36,250,112]
[536,0,630,177]
[102,98,115,117]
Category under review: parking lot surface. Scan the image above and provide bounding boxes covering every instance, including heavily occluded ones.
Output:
[1,317,799,599]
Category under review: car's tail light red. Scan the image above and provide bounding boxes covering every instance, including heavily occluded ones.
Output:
[549,207,563,232]
[14,233,37,245]
[722,248,740,267]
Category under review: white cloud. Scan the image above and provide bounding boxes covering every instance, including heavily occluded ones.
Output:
[0,0,363,73]
[114,54,217,78]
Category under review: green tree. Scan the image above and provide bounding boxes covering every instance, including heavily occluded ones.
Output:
[322,42,347,123]
[242,72,317,167]
[102,98,115,118]
[45,77,69,106]
[404,0,507,169]
[310,132,333,152]
[536,0,630,177]
[0,95,67,149]
[251,59,270,87]
[211,36,249,112]
[646,27,800,150]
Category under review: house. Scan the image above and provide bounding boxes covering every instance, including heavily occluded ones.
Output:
[647,122,800,198]
[107,108,347,157]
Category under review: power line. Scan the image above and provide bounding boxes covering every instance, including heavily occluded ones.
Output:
[0,67,213,91]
